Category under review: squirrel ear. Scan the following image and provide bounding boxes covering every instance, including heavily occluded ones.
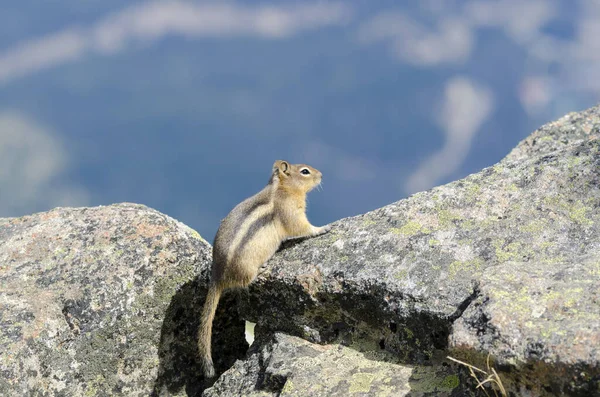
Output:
[273,160,290,175]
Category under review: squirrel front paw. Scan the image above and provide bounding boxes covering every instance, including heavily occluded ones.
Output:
[313,224,332,236]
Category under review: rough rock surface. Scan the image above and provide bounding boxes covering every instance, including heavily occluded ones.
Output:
[0,204,247,396]
[205,332,447,396]
[234,106,600,396]
[203,332,465,397]
[505,105,599,161]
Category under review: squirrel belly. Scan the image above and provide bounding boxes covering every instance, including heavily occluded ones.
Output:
[198,160,331,378]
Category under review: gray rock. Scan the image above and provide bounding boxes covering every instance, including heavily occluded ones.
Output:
[237,105,600,396]
[203,332,462,397]
[0,203,247,396]
[505,105,599,161]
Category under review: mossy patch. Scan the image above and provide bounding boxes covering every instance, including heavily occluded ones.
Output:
[441,374,460,389]
[410,366,461,393]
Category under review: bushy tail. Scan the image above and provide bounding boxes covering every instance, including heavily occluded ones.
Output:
[198,283,222,378]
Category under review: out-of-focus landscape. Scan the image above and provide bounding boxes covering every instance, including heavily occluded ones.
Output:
[1,0,598,238]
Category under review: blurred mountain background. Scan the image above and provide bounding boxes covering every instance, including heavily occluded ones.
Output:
[1,0,598,239]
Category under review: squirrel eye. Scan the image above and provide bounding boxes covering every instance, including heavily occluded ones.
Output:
[300,168,311,175]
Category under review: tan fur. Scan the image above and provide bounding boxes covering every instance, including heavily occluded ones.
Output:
[198,160,330,378]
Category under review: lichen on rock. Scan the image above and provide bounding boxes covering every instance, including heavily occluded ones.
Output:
[0,203,247,396]
[237,105,600,396]
[203,332,460,397]
[2,104,600,397]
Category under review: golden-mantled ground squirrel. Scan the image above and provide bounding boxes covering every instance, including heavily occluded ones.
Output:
[198,160,331,378]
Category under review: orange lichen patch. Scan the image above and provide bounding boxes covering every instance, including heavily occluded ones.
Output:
[155,249,177,264]
[297,268,323,296]
[38,211,61,221]
[22,290,63,340]
[2,240,48,267]
[93,231,112,244]
[556,330,600,363]
[129,222,169,240]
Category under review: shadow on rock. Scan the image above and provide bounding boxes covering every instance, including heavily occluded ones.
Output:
[152,277,248,397]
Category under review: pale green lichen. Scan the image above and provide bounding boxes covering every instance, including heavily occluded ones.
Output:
[391,221,431,236]
[348,373,375,393]
[519,219,548,234]
[54,246,67,255]
[493,240,526,263]
[461,219,477,230]
[540,255,566,265]
[393,270,408,281]
[84,374,105,397]
[428,238,440,246]
[281,379,294,393]
[544,196,594,226]
[590,262,600,276]
[189,229,204,241]
[569,201,593,226]
[561,288,584,309]
[465,183,482,203]
[437,209,460,228]
[568,155,585,167]
[490,288,532,317]
[320,231,342,246]
[448,258,483,278]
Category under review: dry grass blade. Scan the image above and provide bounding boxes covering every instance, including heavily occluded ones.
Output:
[491,367,507,396]
[447,354,507,397]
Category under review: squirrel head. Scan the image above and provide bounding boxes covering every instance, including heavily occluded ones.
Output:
[272,160,322,194]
